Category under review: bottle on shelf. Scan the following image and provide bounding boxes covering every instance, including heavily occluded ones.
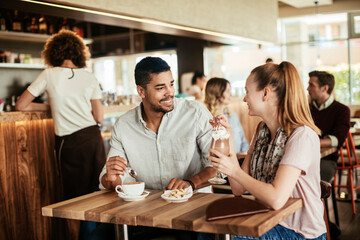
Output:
[23,14,31,32]
[12,10,22,32]
[48,18,55,35]
[30,17,38,33]
[73,21,84,37]
[5,11,12,31]
[0,12,6,31]
[61,17,70,30]
[38,14,47,34]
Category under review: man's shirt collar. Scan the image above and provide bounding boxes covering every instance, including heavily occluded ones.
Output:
[312,95,334,111]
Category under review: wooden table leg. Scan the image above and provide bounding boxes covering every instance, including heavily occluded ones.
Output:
[114,224,129,240]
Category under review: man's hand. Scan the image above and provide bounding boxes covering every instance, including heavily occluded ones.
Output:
[104,156,127,183]
[166,178,190,190]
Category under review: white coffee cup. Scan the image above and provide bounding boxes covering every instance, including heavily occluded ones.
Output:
[115,181,145,196]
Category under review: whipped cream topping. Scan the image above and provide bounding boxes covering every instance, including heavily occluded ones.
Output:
[211,126,230,140]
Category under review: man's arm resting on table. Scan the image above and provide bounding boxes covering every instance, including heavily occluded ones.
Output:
[320,136,337,148]
[189,166,217,189]
[167,166,217,190]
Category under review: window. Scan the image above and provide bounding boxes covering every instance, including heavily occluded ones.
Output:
[92,50,178,98]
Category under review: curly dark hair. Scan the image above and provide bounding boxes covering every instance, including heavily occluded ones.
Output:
[42,30,89,68]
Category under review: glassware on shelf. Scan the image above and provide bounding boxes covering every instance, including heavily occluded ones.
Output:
[208,117,230,185]
[38,14,47,34]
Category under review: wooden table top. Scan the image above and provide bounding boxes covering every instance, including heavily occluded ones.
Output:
[42,190,302,237]
[320,146,337,158]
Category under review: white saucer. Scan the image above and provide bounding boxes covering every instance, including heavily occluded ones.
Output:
[161,187,193,203]
[117,191,150,201]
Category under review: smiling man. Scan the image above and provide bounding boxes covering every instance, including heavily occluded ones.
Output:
[99,56,216,193]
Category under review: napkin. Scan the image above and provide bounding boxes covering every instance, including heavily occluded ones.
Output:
[206,196,269,221]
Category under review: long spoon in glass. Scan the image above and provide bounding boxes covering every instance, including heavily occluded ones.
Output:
[208,117,228,185]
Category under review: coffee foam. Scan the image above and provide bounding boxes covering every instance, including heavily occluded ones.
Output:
[211,126,230,140]
[123,182,142,185]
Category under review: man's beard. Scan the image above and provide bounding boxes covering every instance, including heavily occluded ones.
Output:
[150,97,174,113]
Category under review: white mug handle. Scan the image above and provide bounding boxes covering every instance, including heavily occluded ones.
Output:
[115,185,123,194]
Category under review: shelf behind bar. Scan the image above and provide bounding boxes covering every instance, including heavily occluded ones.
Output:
[0,63,45,69]
[0,31,93,44]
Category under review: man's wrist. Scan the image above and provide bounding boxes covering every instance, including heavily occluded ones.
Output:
[184,179,195,190]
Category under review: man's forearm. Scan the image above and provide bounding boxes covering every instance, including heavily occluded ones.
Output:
[320,138,332,147]
[187,167,217,190]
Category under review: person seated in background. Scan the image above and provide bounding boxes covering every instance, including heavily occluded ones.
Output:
[307,71,350,183]
[94,57,216,240]
[205,62,326,239]
[204,77,249,156]
[187,71,207,100]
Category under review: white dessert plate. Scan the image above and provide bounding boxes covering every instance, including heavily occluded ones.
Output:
[161,187,193,203]
[208,177,227,185]
[117,191,150,201]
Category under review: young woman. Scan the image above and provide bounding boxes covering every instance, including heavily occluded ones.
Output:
[15,30,106,239]
[204,77,249,154]
[209,62,326,239]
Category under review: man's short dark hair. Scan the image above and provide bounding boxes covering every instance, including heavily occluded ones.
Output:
[191,71,205,85]
[308,71,335,94]
[135,57,171,88]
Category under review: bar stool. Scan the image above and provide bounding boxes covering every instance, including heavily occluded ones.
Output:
[323,177,339,226]
[334,131,360,214]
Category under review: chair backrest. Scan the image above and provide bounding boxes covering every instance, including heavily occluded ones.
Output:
[320,180,331,199]
[347,131,359,165]
[339,130,359,167]
[320,180,331,240]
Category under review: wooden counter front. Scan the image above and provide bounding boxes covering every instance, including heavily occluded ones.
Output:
[0,112,64,240]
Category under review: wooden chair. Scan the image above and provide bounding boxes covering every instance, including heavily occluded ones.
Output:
[334,130,360,214]
[354,110,360,118]
[321,180,332,240]
[323,177,339,227]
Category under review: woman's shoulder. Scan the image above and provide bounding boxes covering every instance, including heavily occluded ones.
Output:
[290,125,319,141]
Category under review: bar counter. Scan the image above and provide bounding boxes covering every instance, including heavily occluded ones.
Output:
[0,111,63,240]
[0,106,136,240]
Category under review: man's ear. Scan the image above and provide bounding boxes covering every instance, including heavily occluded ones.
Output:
[322,85,329,94]
[137,85,146,99]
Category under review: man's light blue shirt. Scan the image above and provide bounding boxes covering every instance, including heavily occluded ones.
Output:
[99,97,213,191]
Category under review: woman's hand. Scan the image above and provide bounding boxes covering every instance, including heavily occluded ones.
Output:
[209,148,241,179]
[209,114,233,132]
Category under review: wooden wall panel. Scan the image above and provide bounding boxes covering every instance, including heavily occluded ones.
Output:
[0,119,65,240]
